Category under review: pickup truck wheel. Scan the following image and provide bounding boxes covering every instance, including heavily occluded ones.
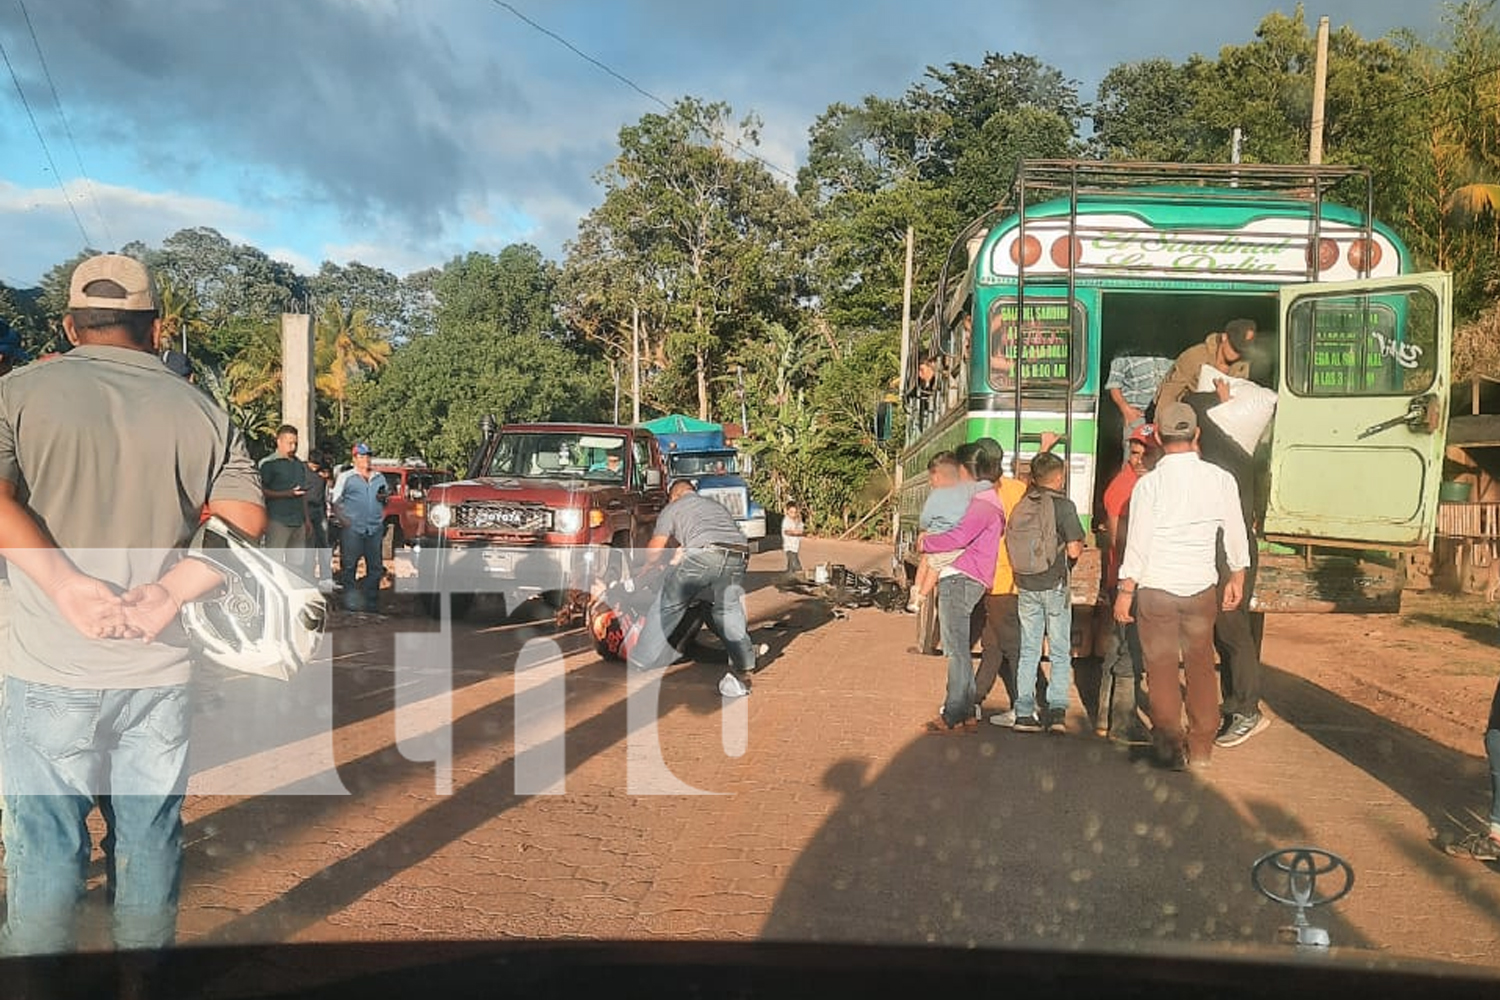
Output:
[382,521,402,562]
[420,592,473,620]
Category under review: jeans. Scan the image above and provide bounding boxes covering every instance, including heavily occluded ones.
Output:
[1487,727,1500,833]
[974,592,1021,709]
[1137,586,1219,762]
[1100,611,1147,736]
[1216,537,1262,717]
[1,678,191,954]
[784,549,802,574]
[631,550,757,674]
[309,516,331,578]
[340,526,384,611]
[937,573,986,726]
[264,520,309,577]
[1015,581,1073,719]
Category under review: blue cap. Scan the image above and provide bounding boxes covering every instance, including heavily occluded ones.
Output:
[352,443,372,456]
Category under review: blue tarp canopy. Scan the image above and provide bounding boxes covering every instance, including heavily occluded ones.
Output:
[640,414,720,435]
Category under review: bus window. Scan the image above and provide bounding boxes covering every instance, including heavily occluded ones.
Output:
[1286,289,1438,397]
[987,298,1088,391]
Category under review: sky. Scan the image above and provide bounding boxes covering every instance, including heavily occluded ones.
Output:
[0,0,1452,287]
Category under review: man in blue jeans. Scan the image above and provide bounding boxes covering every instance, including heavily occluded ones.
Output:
[0,254,265,954]
[1010,451,1086,734]
[332,443,389,613]
[630,479,764,677]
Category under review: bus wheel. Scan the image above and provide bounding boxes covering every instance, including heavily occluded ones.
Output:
[915,593,941,655]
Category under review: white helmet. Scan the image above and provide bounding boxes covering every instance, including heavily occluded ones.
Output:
[180,515,327,680]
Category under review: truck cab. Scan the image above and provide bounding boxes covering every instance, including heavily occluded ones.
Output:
[643,415,767,546]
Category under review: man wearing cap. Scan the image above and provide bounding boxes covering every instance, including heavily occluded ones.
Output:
[1153,319,1256,412]
[331,443,389,613]
[1114,402,1249,770]
[0,253,265,953]
[630,478,763,677]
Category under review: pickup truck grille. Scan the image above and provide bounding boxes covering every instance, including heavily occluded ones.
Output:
[699,487,747,520]
[454,501,553,533]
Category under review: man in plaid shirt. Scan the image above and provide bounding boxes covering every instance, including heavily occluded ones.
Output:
[1104,349,1174,447]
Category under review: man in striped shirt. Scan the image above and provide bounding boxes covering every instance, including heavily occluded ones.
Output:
[1104,349,1173,448]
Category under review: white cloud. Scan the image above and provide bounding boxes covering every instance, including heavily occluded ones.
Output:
[0,178,259,285]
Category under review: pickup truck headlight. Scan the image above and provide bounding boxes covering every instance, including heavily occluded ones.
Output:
[554,507,584,534]
[428,502,453,529]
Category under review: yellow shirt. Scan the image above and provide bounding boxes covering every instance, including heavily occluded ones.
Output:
[989,476,1029,595]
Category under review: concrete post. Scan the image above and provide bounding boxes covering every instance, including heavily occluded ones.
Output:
[281,313,315,459]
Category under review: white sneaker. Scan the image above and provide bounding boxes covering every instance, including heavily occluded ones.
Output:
[989,709,1017,728]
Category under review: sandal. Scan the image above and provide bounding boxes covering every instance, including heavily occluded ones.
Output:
[1444,832,1500,862]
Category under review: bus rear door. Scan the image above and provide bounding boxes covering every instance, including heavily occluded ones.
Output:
[1266,272,1451,547]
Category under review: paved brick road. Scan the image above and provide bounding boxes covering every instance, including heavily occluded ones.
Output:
[37,538,1500,968]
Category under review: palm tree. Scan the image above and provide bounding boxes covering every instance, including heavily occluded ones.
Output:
[222,321,283,408]
[315,302,392,428]
[155,276,209,354]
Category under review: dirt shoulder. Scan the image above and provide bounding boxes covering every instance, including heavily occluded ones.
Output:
[1260,588,1497,759]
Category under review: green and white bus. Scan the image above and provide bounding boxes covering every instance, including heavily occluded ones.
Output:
[898,160,1451,645]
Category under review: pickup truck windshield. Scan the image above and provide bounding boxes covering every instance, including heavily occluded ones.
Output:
[485,432,628,479]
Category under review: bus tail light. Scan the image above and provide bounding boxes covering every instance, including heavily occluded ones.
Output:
[1050,236,1082,267]
[1009,235,1042,267]
[1348,238,1382,272]
[1307,238,1338,271]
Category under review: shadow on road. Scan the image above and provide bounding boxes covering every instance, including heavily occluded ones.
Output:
[1260,664,1492,843]
[761,733,1367,952]
[162,575,852,947]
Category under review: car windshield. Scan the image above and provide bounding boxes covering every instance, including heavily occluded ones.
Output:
[670,452,739,475]
[484,431,627,479]
[3,0,1497,992]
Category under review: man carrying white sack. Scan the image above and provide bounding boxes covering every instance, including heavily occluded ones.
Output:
[1182,361,1277,750]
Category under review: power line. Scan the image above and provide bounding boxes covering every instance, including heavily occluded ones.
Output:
[0,29,91,249]
[1376,61,1500,112]
[485,0,797,183]
[15,0,113,246]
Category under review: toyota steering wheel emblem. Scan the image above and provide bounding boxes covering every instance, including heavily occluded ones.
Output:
[1251,847,1354,948]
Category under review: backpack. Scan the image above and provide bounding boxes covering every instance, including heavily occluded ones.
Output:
[1005,487,1060,577]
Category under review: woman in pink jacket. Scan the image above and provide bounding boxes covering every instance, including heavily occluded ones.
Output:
[919,441,1006,733]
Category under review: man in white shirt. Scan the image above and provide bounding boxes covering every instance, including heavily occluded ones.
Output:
[1113,402,1249,770]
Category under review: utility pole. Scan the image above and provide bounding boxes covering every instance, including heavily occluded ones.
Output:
[897,226,915,394]
[631,303,641,425]
[1309,15,1330,166]
[1230,126,1243,187]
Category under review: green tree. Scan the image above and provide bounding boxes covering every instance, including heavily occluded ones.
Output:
[307,261,410,338]
[562,98,810,421]
[349,244,607,469]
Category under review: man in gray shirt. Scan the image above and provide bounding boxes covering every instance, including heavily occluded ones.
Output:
[630,479,762,676]
[0,254,265,955]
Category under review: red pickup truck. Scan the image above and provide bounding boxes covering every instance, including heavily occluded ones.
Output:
[371,460,453,558]
[406,422,668,619]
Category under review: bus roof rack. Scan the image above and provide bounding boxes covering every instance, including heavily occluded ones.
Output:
[1014,158,1372,201]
